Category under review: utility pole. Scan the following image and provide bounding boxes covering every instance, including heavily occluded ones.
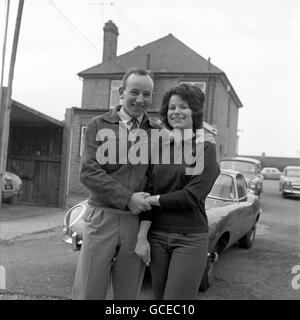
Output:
[0,0,10,91]
[0,0,10,139]
[0,0,25,208]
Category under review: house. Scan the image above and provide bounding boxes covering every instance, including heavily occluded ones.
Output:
[63,20,243,207]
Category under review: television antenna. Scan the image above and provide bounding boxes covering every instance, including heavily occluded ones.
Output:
[89,1,114,24]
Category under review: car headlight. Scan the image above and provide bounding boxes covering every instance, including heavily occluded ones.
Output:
[283,181,292,189]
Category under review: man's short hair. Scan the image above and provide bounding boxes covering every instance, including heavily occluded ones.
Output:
[120,68,154,91]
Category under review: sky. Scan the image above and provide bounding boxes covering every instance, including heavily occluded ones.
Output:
[1,0,299,158]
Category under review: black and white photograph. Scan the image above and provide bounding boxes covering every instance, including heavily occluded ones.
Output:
[0,0,299,304]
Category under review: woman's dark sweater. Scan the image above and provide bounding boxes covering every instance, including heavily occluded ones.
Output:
[140,139,220,233]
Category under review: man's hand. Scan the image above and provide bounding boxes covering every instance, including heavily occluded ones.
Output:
[135,238,151,266]
[128,192,151,214]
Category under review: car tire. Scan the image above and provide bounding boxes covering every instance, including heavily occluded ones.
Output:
[239,224,256,249]
[199,252,218,292]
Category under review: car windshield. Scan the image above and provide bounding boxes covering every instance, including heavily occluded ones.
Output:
[286,169,300,177]
[220,160,256,174]
[208,173,236,200]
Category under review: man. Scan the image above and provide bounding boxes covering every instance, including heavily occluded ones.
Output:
[72,68,159,300]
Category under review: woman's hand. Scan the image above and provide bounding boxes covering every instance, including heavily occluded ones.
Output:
[135,238,151,266]
[145,195,160,206]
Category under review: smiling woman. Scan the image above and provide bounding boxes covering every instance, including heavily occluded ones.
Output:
[135,83,220,300]
[167,95,193,130]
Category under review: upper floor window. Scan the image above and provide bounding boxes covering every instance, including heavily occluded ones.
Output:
[110,80,122,108]
[180,81,206,93]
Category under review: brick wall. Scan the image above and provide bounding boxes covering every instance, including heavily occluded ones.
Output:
[81,76,212,114]
[152,78,179,110]
[81,78,111,109]
[213,78,239,160]
[79,75,240,164]
[65,109,104,206]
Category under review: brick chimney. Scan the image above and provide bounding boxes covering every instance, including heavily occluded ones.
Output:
[102,20,119,62]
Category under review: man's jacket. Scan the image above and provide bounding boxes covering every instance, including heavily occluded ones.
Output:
[80,105,160,214]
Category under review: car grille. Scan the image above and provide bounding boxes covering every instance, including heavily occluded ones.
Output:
[4,178,13,190]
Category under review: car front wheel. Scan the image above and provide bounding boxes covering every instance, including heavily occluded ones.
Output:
[239,224,256,249]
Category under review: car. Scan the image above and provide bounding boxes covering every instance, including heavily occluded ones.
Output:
[63,200,87,250]
[219,157,263,196]
[261,167,282,180]
[63,169,262,292]
[199,169,262,290]
[279,166,300,198]
[1,171,22,204]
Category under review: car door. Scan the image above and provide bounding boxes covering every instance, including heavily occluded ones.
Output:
[236,174,255,237]
[223,175,242,245]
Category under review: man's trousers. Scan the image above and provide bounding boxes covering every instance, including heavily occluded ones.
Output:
[72,205,145,300]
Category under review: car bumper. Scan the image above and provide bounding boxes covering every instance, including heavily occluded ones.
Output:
[2,190,19,199]
[62,227,82,250]
[282,188,300,195]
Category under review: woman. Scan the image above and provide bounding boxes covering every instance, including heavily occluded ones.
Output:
[135,83,220,300]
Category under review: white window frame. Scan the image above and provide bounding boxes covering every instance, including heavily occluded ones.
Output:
[180,81,206,93]
[79,125,87,157]
[109,80,122,108]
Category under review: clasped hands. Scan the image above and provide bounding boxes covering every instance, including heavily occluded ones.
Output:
[127,192,158,215]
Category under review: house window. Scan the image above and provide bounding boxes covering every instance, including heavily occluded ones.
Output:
[110,80,122,108]
[180,81,206,93]
[79,125,87,156]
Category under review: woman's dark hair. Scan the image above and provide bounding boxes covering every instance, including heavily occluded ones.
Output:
[159,83,205,132]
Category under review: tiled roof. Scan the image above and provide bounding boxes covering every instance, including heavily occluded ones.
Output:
[78,34,223,76]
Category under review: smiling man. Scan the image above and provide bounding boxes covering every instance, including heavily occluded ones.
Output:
[72,68,160,300]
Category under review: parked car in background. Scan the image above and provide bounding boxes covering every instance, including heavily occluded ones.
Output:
[279,166,300,198]
[1,171,22,204]
[219,157,263,196]
[63,169,262,292]
[261,167,282,180]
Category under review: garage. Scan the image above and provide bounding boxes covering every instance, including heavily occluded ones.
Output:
[6,100,64,207]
